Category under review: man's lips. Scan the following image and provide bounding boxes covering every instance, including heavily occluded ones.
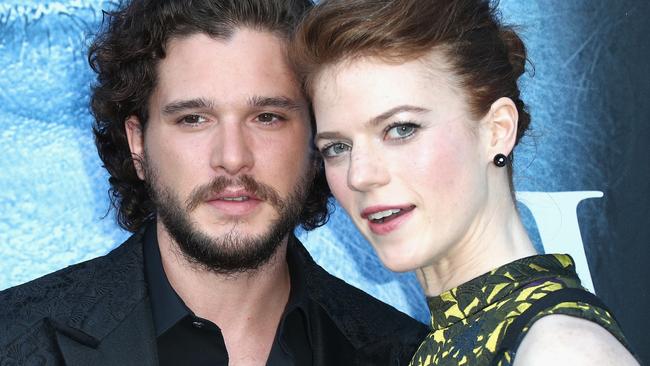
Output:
[207,189,261,202]
[205,189,263,216]
[186,175,282,212]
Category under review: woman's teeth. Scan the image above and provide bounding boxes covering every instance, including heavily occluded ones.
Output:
[369,208,402,221]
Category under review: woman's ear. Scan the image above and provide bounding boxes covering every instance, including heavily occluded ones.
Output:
[485,97,519,159]
[125,116,146,180]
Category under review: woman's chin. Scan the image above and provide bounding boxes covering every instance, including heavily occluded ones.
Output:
[376,249,420,273]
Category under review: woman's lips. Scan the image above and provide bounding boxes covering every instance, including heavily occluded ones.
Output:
[362,205,415,235]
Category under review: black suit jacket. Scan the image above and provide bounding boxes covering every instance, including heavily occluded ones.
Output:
[0,230,428,365]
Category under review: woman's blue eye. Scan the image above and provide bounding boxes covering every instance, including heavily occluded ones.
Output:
[385,123,418,140]
[321,142,351,158]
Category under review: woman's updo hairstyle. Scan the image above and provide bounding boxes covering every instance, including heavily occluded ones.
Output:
[291,0,530,183]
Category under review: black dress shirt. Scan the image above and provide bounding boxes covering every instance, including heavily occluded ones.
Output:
[143,224,313,365]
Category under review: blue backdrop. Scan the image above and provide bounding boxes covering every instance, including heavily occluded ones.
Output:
[1,1,648,362]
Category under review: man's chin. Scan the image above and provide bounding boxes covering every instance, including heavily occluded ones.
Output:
[146,170,307,274]
[198,208,288,233]
[177,232,287,275]
[162,214,293,275]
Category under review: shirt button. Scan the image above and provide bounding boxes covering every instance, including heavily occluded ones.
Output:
[192,321,204,329]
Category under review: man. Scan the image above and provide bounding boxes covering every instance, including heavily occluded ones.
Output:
[0,0,428,365]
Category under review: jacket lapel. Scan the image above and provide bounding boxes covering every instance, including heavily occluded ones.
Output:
[307,299,357,365]
[292,235,425,365]
[49,231,158,365]
[53,298,158,366]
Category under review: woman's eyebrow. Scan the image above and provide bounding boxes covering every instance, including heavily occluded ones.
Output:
[365,105,429,127]
[314,130,346,143]
[315,105,429,143]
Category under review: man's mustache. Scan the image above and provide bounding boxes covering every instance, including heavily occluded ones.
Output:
[185,175,284,211]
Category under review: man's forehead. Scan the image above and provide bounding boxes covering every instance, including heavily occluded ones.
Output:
[162,29,288,60]
[151,30,305,111]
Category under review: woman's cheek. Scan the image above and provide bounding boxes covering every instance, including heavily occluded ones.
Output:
[325,164,351,203]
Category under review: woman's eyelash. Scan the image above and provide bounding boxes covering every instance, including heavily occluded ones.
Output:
[384,121,420,131]
[383,121,421,140]
[319,142,338,154]
[319,142,350,158]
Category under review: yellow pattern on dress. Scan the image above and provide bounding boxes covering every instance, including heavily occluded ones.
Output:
[408,254,629,366]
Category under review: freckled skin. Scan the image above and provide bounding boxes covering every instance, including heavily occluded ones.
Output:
[312,56,489,273]
[312,53,638,366]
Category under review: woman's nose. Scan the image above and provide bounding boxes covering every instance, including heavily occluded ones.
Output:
[347,146,390,192]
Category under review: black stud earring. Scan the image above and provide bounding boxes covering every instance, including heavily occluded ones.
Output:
[493,153,508,167]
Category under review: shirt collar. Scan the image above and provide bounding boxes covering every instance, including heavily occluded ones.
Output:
[142,223,190,336]
[143,222,309,337]
[284,234,308,311]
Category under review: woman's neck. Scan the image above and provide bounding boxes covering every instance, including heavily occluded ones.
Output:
[416,196,537,297]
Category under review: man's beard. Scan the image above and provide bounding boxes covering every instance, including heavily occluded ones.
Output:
[143,161,313,275]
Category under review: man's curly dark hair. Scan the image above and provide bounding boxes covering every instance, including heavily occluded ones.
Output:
[89,0,331,233]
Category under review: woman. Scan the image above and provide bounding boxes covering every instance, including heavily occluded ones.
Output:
[290,0,639,364]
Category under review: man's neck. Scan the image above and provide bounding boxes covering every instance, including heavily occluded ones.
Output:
[155,223,291,364]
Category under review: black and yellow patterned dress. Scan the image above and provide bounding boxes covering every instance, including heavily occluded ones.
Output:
[409,254,631,365]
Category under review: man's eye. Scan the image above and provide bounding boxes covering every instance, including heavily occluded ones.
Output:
[179,114,207,125]
[385,123,419,140]
[321,142,351,158]
[256,113,284,124]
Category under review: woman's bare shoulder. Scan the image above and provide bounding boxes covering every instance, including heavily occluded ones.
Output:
[513,314,638,366]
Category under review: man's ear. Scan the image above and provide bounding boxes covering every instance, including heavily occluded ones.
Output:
[484,97,519,161]
[125,116,146,180]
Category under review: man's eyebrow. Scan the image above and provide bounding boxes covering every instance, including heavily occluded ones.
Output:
[248,96,303,111]
[366,105,430,127]
[162,98,214,115]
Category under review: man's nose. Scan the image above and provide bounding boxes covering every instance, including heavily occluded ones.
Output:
[347,145,390,192]
[210,122,254,175]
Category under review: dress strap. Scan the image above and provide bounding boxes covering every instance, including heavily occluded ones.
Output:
[491,287,612,365]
